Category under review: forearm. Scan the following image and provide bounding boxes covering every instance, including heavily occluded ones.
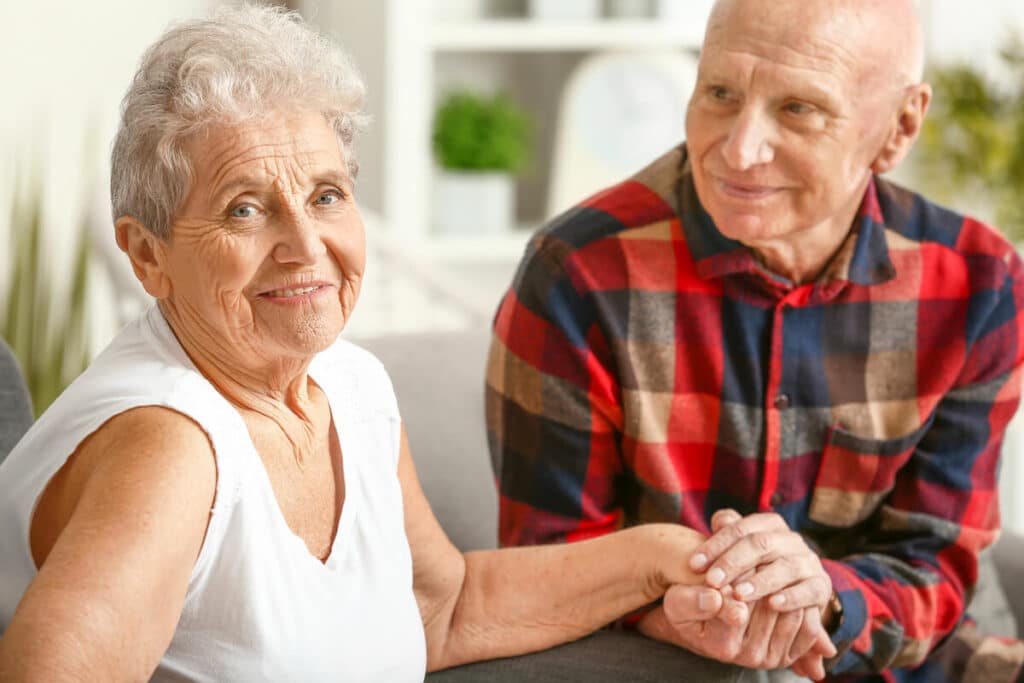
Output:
[431,524,703,670]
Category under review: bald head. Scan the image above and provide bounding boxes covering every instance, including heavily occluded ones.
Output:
[705,0,925,88]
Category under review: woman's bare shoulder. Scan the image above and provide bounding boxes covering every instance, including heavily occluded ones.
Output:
[31,405,218,568]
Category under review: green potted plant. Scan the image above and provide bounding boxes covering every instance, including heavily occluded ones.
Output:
[915,36,1024,243]
[432,90,532,235]
[2,173,92,415]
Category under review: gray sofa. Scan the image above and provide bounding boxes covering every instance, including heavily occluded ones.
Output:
[360,329,1024,680]
[1,332,1021,681]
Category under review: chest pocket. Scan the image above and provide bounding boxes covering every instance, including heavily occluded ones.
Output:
[808,420,931,528]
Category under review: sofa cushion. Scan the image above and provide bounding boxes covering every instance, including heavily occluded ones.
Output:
[426,629,744,682]
[355,330,497,551]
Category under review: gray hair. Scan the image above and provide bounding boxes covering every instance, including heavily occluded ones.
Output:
[110,3,367,240]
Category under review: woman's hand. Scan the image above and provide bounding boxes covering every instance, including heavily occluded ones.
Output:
[640,523,710,599]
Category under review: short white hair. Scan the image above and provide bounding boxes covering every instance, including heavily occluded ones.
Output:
[110,3,367,240]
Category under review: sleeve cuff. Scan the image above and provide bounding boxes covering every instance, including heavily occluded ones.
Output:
[821,559,868,673]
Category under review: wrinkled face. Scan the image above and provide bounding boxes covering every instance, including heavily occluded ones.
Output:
[159,111,365,361]
[685,2,898,246]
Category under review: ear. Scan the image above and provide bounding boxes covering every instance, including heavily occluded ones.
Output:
[114,217,172,299]
[871,83,932,174]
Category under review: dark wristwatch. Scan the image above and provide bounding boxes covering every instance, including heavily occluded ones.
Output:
[824,590,844,636]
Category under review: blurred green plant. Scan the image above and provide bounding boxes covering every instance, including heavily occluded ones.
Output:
[1,177,92,416]
[917,35,1024,242]
[433,91,533,172]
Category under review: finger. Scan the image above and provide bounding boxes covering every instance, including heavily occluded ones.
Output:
[708,529,808,590]
[790,607,836,661]
[765,608,803,669]
[718,595,750,628]
[767,574,832,611]
[710,508,742,533]
[737,600,778,668]
[741,552,819,602]
[663,584,725,625]
[792,653,826,681]
[691,513,790,577]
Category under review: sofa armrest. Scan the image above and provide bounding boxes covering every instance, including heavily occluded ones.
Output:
[992,531,1024,638]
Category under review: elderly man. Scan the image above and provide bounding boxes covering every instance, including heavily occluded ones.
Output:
[487,0,1024,680]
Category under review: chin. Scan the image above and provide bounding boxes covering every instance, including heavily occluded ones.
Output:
[277,312,345,356]
[708,210,773,244]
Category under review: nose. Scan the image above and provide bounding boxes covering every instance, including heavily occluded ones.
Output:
[721,107,775,170]
[273,210,326,265]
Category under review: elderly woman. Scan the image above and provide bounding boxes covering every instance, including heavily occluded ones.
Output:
[0,6,714,681]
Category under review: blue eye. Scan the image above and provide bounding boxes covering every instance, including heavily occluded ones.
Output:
[784,102,813,115]
[315,191,341,206]
[231,204,257,219]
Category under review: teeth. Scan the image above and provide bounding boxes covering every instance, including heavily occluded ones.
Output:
[267,285,320,297]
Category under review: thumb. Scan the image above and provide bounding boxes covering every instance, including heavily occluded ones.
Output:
[663,584,724,625]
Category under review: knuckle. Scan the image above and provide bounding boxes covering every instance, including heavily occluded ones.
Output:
[721,638,742,661]
[752,531,773,553]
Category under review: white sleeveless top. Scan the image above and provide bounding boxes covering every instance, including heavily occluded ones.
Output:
[0,306,427,682]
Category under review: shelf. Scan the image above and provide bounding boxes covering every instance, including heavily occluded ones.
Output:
[431,19,704,52]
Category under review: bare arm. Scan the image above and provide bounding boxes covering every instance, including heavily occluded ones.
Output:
[0,407,216,682]
[396,426,705,672]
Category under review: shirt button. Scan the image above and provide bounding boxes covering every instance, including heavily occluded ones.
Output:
[770,493,783,506]
[773,393,791,410]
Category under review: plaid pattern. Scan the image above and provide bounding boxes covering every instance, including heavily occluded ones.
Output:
[486,145,1024,681]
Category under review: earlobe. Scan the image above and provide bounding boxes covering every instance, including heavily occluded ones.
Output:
[114,217,172,299]
[871,84,932,175]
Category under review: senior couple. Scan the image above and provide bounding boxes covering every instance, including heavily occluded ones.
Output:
[0,1,1021,681]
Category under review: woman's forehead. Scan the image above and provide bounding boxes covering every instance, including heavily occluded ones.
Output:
[189,114,346,181]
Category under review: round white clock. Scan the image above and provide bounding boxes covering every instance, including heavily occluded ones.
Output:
[547,51,698,217]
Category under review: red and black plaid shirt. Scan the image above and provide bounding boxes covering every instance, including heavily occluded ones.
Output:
[486,146,1024,680]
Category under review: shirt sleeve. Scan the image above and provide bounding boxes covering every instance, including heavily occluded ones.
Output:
[486,237,626,547]
[824,256,1024,675]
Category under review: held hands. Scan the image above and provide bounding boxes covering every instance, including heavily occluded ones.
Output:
[641,510,836,680]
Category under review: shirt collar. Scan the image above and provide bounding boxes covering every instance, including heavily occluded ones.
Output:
[676,149,896,288]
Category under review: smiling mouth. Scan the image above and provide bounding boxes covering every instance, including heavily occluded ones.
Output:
[259,283,332,300]
[716,178,781,200]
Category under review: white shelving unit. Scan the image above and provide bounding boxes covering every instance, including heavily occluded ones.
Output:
[303,1,707,259]
[431,18,704,52]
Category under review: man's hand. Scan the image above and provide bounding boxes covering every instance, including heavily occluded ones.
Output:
[639,584,834,680]
[691,509,833,614]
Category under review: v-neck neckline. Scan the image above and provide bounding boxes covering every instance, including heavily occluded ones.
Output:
[147,306,359,571]
[244,367,359,571]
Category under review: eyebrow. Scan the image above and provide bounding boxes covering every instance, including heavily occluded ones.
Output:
[209,167,352,204]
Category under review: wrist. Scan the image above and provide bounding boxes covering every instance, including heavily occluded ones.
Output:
[638,524,705,597]
[821,590,844,636]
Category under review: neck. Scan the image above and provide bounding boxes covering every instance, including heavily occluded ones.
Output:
[749,185,868,285]
[158,301,321,459]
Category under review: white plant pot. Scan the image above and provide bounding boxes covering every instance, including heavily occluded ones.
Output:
[606,0,652,18]
[434,0,490,22]
[655,0,713,25]
[433,171,515,235]
[529,0,601,21]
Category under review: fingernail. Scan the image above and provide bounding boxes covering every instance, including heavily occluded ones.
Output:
[690,553,708,570]
[698,591,715,612]
[770,594,786,609]
[707,567,725,586]
[736,582,754,598]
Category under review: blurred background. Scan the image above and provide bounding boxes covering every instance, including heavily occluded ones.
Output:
[2,0,1023,528]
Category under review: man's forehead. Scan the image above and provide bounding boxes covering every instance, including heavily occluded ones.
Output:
[704,0,921,85]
